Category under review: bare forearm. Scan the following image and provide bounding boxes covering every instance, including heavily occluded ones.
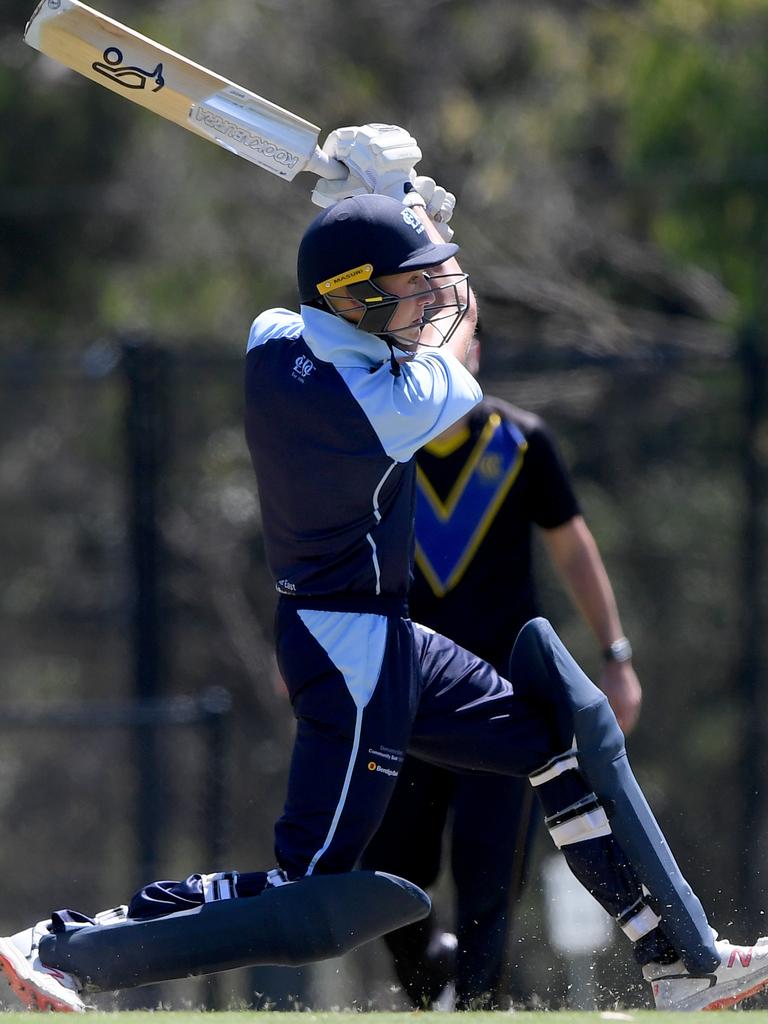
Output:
[543,516,642,732]
[415,207,478,365]
[442,285,478,364]
[543,516,624,646]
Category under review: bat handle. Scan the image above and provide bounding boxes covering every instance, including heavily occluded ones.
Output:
[305,148,348,181]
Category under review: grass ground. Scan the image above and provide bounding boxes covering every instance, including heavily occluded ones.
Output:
[1,1014,768,1022]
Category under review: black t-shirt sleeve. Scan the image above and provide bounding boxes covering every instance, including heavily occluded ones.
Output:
[523,421,581,529]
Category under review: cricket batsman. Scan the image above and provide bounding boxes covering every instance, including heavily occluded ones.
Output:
[2,125,768,1013]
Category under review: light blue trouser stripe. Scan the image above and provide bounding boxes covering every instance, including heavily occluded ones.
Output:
[305,705,364,876]
[297,610,388,875]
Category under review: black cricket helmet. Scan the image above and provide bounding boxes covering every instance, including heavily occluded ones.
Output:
[297,194,469,347]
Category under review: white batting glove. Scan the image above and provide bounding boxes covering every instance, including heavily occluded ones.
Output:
[311,123,422,208]
[410,175,456,242]
[310,174,366,209]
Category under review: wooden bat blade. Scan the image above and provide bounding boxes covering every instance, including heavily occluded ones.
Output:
[23,0,344,180]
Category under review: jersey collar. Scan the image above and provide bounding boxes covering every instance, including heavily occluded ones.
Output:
[301,304,394,369]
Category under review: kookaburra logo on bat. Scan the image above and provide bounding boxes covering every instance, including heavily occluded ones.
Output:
[25,0,346,181]
[92,46,165,92]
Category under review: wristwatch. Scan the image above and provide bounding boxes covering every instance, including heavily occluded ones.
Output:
[603,637,633,663]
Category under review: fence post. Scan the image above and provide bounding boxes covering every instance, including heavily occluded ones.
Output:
[735,319,768,930]
[122,340,172,887]
[200,686,233,1011]
[201,686,233,867]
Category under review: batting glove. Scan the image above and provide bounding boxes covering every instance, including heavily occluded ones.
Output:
[311,123,422,208]
[409,175,456,242]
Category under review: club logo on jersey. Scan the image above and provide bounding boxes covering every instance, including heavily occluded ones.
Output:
[479,453,503,480]
[401,208,425,234]
[292,354,315,382]
[92,47,165,92]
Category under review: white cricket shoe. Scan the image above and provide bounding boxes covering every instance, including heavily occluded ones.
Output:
[644,934,768,1011]
[0,920,85,1013]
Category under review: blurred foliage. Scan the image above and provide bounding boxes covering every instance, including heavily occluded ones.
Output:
[616,0,768,316]
[4,0,765,344]
[2,0,768,1011]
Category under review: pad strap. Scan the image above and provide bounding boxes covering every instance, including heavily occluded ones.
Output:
[545,793,612,848]
[618,896,662,941]
[266,868,290,888]
[200,872,239,902]
[93,906,128,926]
[529,750,579,787]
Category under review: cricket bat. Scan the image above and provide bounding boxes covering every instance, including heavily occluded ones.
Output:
[23,0,346,181]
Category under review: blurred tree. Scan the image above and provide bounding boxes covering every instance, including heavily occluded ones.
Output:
[606,0,768,928]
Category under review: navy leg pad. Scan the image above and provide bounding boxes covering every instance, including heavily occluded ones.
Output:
[38,871,430,992]
[511,618,718,975]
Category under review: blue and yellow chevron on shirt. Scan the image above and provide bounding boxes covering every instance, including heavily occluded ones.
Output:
[415,413,528,597]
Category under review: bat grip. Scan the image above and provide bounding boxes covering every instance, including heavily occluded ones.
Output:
[305,149,348,180]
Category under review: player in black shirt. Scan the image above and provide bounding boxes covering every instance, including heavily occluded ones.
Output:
[363,380,642,1008]
[411,397,582,668]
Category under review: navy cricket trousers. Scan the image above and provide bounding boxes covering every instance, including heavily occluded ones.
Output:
[274,600,565,879]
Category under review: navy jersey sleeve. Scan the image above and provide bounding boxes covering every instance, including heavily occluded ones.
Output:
[523,421,581,529]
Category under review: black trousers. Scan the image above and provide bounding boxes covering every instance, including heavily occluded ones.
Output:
[362,755,537,1008]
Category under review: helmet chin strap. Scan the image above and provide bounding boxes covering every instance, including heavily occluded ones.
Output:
[384,341,403,378]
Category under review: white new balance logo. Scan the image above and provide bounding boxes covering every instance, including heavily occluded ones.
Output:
[292,355,315,382]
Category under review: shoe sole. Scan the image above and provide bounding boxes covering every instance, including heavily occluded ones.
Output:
[702,973,768,1012]
[0,939,83,1013]
[658,971,768,1012]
